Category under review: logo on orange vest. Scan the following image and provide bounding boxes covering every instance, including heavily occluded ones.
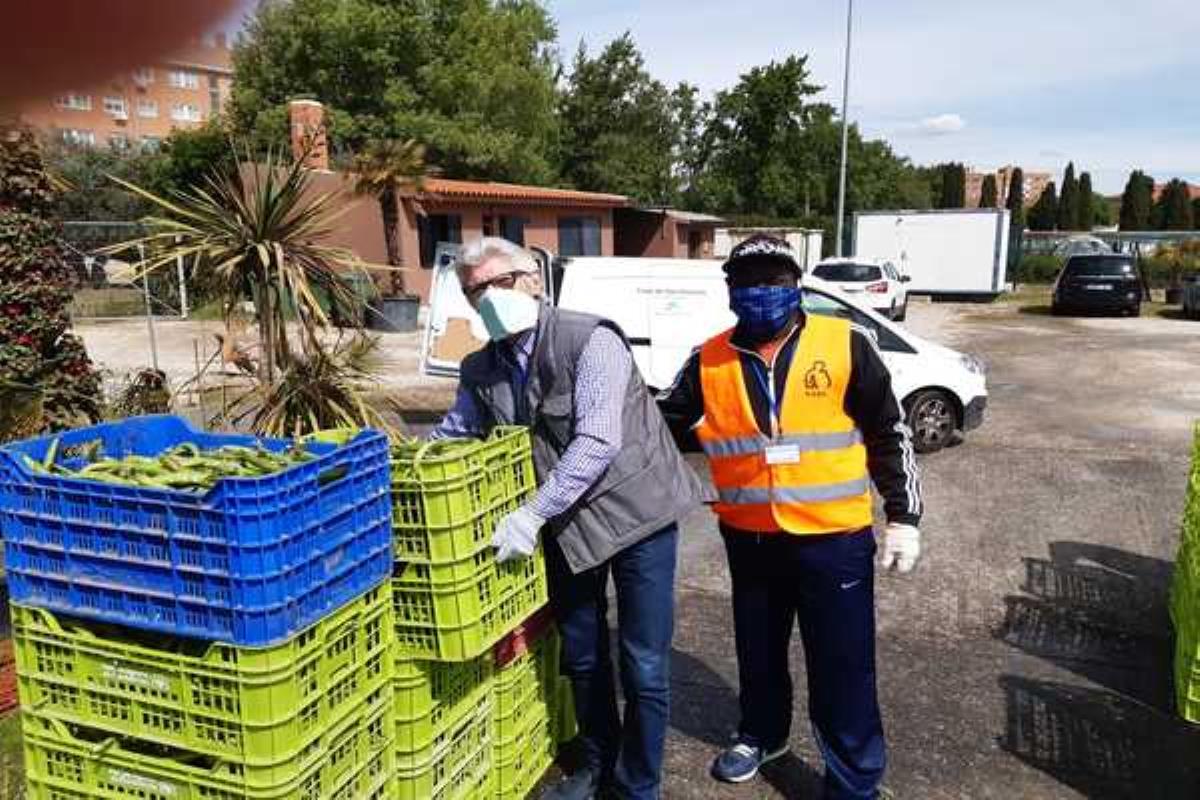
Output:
[804,361,833,395]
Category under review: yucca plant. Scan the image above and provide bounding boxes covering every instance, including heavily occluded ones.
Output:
[104,145,363,382]
[221,335,393,438]
[351,138,434,297]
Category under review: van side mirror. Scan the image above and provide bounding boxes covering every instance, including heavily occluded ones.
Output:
[900,275,911,283]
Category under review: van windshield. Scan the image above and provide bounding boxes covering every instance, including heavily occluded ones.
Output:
[1066,257,1135,277]
[813,263,881,282]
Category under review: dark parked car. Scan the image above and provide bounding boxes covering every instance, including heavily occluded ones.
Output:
[1051,255,1143,316]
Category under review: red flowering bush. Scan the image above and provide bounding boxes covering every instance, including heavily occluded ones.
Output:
[0,126,100,434]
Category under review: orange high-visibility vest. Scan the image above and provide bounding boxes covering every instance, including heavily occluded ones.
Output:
[697,314,873,534]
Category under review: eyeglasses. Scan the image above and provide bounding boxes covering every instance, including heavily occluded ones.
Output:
[463,271,520,304]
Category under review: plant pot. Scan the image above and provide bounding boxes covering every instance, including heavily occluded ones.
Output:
[369,295,420,333]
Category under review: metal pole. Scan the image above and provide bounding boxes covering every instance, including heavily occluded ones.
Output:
[175,236,189,318]
[835,0,854,257]
[138,244,160,370]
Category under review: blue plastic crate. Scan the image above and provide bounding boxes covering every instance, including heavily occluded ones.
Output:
[0,415,393,645]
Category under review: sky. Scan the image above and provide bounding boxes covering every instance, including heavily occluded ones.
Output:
[223,1,1200,195]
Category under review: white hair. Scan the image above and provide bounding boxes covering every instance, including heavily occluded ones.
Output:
[455,237,538,284]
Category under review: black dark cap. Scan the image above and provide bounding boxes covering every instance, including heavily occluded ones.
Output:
[721,234,802,276]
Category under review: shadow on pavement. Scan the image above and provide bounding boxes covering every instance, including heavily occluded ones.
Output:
[997,541,1200,797]
[670,646,823,797]
[999,675,1200,799]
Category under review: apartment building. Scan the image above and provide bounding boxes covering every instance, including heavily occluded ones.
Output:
[20,36,233,151]
[966,165,1053,209]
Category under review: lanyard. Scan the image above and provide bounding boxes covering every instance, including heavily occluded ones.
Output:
[746,357,780,437]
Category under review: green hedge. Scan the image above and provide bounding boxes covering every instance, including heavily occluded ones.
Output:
[1015,254,1062,284]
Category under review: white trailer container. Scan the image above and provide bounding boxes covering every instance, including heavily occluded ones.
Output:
[852,209,1010,296]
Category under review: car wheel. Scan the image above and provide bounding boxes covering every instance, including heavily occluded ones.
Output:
[905,390,957,454]
[894,302,907,322]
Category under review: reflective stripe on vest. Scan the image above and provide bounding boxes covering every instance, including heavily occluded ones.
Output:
[696,315,874,535]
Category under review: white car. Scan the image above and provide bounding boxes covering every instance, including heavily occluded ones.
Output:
[421,255,986,453]
[811,258,910,321]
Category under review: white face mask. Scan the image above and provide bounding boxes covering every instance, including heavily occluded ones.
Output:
[476,287,540,341]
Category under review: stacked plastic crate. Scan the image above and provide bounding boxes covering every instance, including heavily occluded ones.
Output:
[390,427,549,799]
[1171,427,1200,723]
[491,610,576,800]
[0,415,395,799]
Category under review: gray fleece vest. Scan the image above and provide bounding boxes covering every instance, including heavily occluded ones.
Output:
[459,306,704,573]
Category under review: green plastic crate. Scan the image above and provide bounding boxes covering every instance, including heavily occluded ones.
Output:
[493,638,557,748]
[395,695,492,800]
[394,655,493,763]
[391,429,536,564]
[12,583,393,765]
[554,678,577,745]
[22,691,395,800]
[492,714,555,800]
[393,557,548,662]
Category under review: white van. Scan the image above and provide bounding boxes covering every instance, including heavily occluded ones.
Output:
[421,253,987,453]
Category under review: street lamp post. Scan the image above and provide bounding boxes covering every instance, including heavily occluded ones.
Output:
[834,0,854,257]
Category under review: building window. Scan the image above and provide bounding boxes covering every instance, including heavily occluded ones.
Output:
[140,136,162,152]
[137,99,158,118]
[171,103,203,122]
[60,129,95,146]
[499,216,527,247]
[56,93,91,111]
[168,70,199,89]
[208,74,222,114]
[419,214,463,268]
[108,134,129,151]
[132,67,154,85]
[558,216,602,257]
[103,97,127,118]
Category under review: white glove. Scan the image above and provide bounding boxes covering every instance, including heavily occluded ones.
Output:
[492,505,545,563]
[880,523,921,573]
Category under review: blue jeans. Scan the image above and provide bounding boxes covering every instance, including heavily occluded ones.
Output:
[722,527,886,800]
[546,524,677,800]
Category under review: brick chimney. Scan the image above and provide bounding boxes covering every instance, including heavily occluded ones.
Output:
[289,99,329,171]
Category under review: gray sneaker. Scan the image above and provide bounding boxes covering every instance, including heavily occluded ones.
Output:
[539,768,600,800]
[710,740,789,783]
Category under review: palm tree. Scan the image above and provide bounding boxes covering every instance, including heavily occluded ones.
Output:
[105,146,359,383]
[351,138,433,297]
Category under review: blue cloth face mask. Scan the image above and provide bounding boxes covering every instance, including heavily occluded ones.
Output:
[477,287,540,341]
[729,285,801,340]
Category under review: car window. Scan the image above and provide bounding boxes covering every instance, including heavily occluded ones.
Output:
[1064,257,1136,277]
[812,263,882,282]
[802,290,914,353]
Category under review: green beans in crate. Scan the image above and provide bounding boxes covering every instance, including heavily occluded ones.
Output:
[21,690,395,800]
[390,428,536,564]
[12,583,393,767]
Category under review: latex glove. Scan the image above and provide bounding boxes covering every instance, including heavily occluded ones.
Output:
[492,505,545,563]
[880,523,921,573]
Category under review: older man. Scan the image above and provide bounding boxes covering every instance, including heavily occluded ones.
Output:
[432,237,704,800]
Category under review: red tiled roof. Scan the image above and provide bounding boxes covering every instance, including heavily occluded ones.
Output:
[422,178,628,207]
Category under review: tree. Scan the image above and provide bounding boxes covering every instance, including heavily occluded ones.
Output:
[1193,198,1200,230]
[1005,167,1026,228]
[1076,171,1094,230]
[979,174,997,208]
[352,138,432,295]
[1155,179,1195,230]
[671,82,713,209]
[1057,162,1079,231]
[558,34,679,203]
[231,0,560,184]
[1028,181,1058,231]
[0,126,102,434]
[933,162,965,208]
[1118,169,1153,230]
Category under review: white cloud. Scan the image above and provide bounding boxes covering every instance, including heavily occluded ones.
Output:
[917,114,966,136]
